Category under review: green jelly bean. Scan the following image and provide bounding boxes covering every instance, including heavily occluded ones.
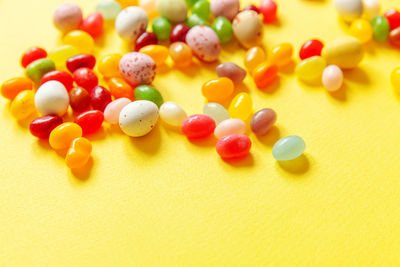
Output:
[272,135,306,161]
[134,85,164,107]
[185,0,200,7]
[371,15,390,42]
[212,16,233,43]
[152,17,172,40]
[192,0,210,20]
[186,13,209,28]
[26,58,56,84]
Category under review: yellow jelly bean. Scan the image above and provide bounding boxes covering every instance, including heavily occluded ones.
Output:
[321,36,363,69]
[48,45,80,69]
[228,92,253,121]
[350,19,373,44]
[391,67,400,94]
[244,46,265,72]
[116,0,138,8]
[202,77,234,102]
[98,53,123,78]
[65,137,92,169]
[269,43,293,68]
[49,122,82,150]
[139,45,169,66]
[295,56,326,83]
[63,30,94,54]
[10,90,36,120]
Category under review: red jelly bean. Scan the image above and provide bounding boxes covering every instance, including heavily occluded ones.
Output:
[75,110,104,135]
[260,0,277,23]
[170,23,190,43]
[91,85,112,111]
[384,9,400,30]
[81,12,104,38]
[40,70,73,91]
[216,134,251,159]
[66,54,96,73]
[135,32,158,51]
[299,39,324,60]
[243,4,260,13]
[21,46,47,68]
[29,115,63,139]
[181,114,216,139]
[73,67,98,92]
[69,87,91,112]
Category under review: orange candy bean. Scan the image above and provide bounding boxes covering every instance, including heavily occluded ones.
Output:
[253,63,278,89]
[244,46,265,71]
[202,77,234,102]
[49,122,82,150]
[1,77,33,100]
[269,43,293,67]
[169,42,192,67]
[107,77,134,100]
[65,137,92,169]
[139,45,169,66]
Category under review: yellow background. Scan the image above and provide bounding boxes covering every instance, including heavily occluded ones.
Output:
[1,0,400,266]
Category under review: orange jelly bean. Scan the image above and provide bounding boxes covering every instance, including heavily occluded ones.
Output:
[202,77,234,102]
[49,122,82,150]
[65,137,92,169]
[253,63,278,89]
[1,77,33,100]
[169,42,192,67]
[97,53,123,78]
[269,43,293,67]
[107,77,134,100]
[139,45,169,66]
[244,46,266,71]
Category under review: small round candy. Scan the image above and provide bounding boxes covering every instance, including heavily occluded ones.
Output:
[21,47,47,68]
[35,81,69,116]
[362,0,380,20]
[10,90,36,120]
[299,39,324,60]
[210,0,239,21]
[250,108,276,135]
[139,0,158,18]
[202,77,234,102]
[216,62,246,85]
[134,85,164,107]
[157,0,188,23]
[30,115,63,139]
[104,98,132,124]
[216,134,251,159]
[169,42,193,67]
[384,9,400,30]
[244,46,266,71]
[186,26,221,62]
[53,3,83,33]
[181,114,216,139]
[1,77,33,101]
[389,27,400,47]
[228,92,252,121]
[48,45,80,70]
[49,122,82,150]
[40,70,73,92]
[170,23,190,43]
[152,17,172,41]
[214,118,246,139]
[73,68,98,92]
[253,63,278,89]
[192,0,210,19]
[232,10,263,49]
[371,15,390,42]
[63,30,95,54]
[139,45,169,66]
[98,53,123,78]
[272,135,306,161]
[259,0,277,23]
[65,137,92,169]
[349,19,373,43]
[119,52,156,86]
[75,110,104,135]
[66,54,96,73]
[391,67,400,93]
[96,1,122,20]
[69,87,91,112]
[243,4,260,13]
[26,58,56,84]
[203,102,230,125]
[91,86,112,112]
[159,101,187,127]
[107,77,134,100]
[187,14,210,28]
[295,56,326,83]
[135,32,158,51]
[333,0,363,22]
[81,13,104,38]
[269,43,293,67]
[212,16,233,43]
[322,65,343,92]
[115,6,148,41]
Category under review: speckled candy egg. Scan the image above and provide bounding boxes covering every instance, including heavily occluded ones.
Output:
[115,6,148,41]
[157,0,187,23]
[232,10,263,49]
[186,26,221,62]
[53,3,83,33]
[210,0,240,21]
[119,52,156,86]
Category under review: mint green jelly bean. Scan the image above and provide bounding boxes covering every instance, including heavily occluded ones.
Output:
[371,15,390,42]
[134,85,164,107]
[26,58,56,84]
[212,16,233,43]
[272,135,306,161]
[186,13,209,28]
[152,17,172,40]
[96,1,122,20]
[192,0,210,20]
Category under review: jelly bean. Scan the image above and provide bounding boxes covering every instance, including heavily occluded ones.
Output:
[216,62,246,85]
[391,67,400,93]
[81,13,104,38]
[203,102,229,125]
[295,56,326,83]
[362,0,380,20]
[389,27,400,47]
[107,77,134,99]
[228,92,252,121]
[98,53,123,78]
[119,100,159,137]
[116,0,139,8]
[49,122,82,150]
[69,87,91,112]
[216,134,251,159]
[333,0,362,22]
[170,23,190,43]
[63,30,95,54]
[159,101,187,127]
[272,135,306,161]
[192,0,210,19]
[66,54,96,73]
[185,0,200,7]
[212,17,233,43]
[65,137,92,169]
[139,45,169,66]
[157,0,188,23]
[40,70,73,92]
[243,4,260,13]
[1,77,33,101]
[29,115,63,139]
[259,0,277,23]
[10,90,36,120]
[321,36,363,69]
[135,32,158,51]
[371,15,390,42]
[210,0,239,21]
[26,58,56,84]
[299,39,324,60]
[96,1,122,20]
[253,63,278,89]
[322,65,343,92]
[269,43,293,67]
[139,0,158,19]
[134,85,163,107]
[169,42,193,67]
[104,98,131,124]
[244,46,266,71]
[73,68,99,92]
[119,52,156,86]
[48,45,80,69]
[21,47,47,68]
[75,110,104,135]
[384,9,400,30]
[187,14,210,28]
[186,26,221,62]
[35,81,70,116]
[232,10,263,49]
[250,108,276,135]
[350,19,373,43]
[115,6,148,41]
[181,114,215,139]
[202,78,234,102]
[91,86,112,112]
[53,3,83,33]
[214,118,246,139]
[152,17,172,41]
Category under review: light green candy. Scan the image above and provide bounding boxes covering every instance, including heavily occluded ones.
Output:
[192,0,210,20]
[134,85,164,107]
[203,103,229,125]
[371,15,390,42]
[272,135,306,161]
[96,1,122,20]
[186,13,209,28]
[152,17,172,40]
[26,58,56,84]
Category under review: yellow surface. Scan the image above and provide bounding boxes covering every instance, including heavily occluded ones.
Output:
[1,0,400,266]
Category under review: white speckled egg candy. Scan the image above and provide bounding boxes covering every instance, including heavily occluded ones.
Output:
[115,6,148,41]
[119,100,159,137]
[157,0,187,23]
[186,26,221,62]
[53,3,83,33]
[334,0,363,22]
[232,10,263,49]
[35,81,69,116]
[119,52,156,86]
[210,0,240,21]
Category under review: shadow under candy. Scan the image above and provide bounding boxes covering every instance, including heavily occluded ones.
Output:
[277,154,310,175]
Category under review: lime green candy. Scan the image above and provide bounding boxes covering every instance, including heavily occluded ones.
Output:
[192,0,210,20]
[185,0,200,7]
[134,85,164,107]
[186,13,209,28]
[272,135,306,161]
[152,17,172,40]
[26,58,56,84]
[371,15,389,42]
[212,16,233,43]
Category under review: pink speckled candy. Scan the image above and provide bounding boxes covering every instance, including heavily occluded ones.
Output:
[119,52,156,86]
[53,3,83,33]
[210,0,240,21]
[185,26,221,62]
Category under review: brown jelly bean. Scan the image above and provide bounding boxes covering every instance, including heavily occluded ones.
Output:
[250,108,277,135]
[216,62,246,85]
[69,87,91,112]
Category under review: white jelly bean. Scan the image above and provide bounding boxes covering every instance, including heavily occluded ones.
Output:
[104,98,131,124]
[334,0,363,22]
[322,65,343,92]
[203,103,229,125]
[35,81,69,116]
[115,6,148,41]
[159,101,187,127]
[214,118,246,139]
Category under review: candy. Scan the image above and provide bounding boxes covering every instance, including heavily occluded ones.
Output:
[259,0,278,23]
[322,65,343,92]
[26,58,56,84]
[116,0,139,8]
[295,56,326,83]
[81,13,104,38]
[107,77,134,99]
[96,1,122,20]
[53,3,83,33]
[269,43,293,67]
[157,0,188,23]
[159,101,187,127]
[350,19,373,43]
[73,68,98,92]
[169,42,193,67]
[250,108,276,135]
[232,10,263,49]
[49,122,82,150]
[228,92,252,121]
[152,17,172,41]
[48,45,80,69]
[193,0,210,19]
[371,15,390,42]
[63,30,95,54]
[186,26,221,62]
[119,100,159,137]
[203,102,230,125]
[181,114,216,138]
[333,0,363,22]
[272,135,306,161]
[66,54,96,73]
[119,52,156,86]
[104,98,131,124]
[185,0,199,7]
[21,47,47,68]
[35,81,70,116]
[187,14,209,28]
[115,6,148,41]
[389,27,400,47]
[216,62,246,85]
[135,32,158,51]
[214,118,246,139]
[244,46,266,71]
[40,70,73,92]
[216,134,251,159]
[91,86,112,112]
[244,4,260,13]
[210,0,239,21]
[391,67,400,93]
[134,85,163,107]
[170,23,190,43]
[212,16,233,43]
[362,0,380,20]
[253,63,278,89]
[299,39,324,60]
[75,110,104,135]
[139,45,169,66]
[139,0,158,18]
[202,77,234,102]
[65,137,92,169]
[98,53,122,78]
[1,77,33,101]
[10,90,36,120]
[69,87,91,112]
[384,9,400,30]
[321,36,363,69]
[29,115,63,139]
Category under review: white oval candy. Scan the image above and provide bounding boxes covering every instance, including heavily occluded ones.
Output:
[203,102,229,125]
[159,101,187,127]
[334,0,363,22]
[157,0,187,23]
[214,118,246,139]
[322,65,343,92]
[35,81,69,116]
[104,98,131,124]
[115,6,148,41]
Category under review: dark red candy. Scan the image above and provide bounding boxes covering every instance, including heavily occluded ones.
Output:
[40,70,73,91]
[216,134,251,159]
[21,46,47,68]
[91,85,112,111]
[29,115,63,139]
[299,39,324,60]
[75,110,104,135]
[170,23,190,43]
[73,67,98,92]
[66,54,96,73]
[243,4,260,13]
[135,32,158,51]
[69,87,91,112]
[181,114,216,139]
[81,12,104,38]
[260,0,278,23]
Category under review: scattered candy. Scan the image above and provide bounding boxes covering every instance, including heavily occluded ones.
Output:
[63,30,95,54]
[202,77,234,103]
[26,58,56,84]
[299,39,324,60]
[157,0,187,23]
[159,101,187,127]
[96,1,122,20]
[212,16,233,43]
[322,65,344,92]
[139,0,158,18]
[98,53,122,78]
[48,45,80,70]
[21,47,47,68]
[107,77,134,99]
[203,102,230,125]
[30,115,63,139]
[321,36,363,69]
[233,10,263,49]
[170,23,190,43]
[259,0,278,23]
[35,81,70,116]
[1,77,33,101]
[65,137,92,169]
[333,0,363,22]
[135,32,158,51]
[250,108,276,136]
[69,87,91,112]
[216,134,251,159]
[49,122,82,150]
[214,118,246,139]
[115,6,148,41]
[272,135,306,161]
[73,67,99,92]
[40,70,73,92]
[66,54,96,73]
[134,85,164,107]
[384,9,400,30]
[152,17,172,41]
[371,15,390,42]
[350,19,373,43]
[187,14,209,28]
[75,110,104,135]
[253,63,278,89]
[390,67,400,93]
[389,27,400,47]
[169,42,193,67]
[269,43,293,68]
[182,114,216,139]
[296,56,326,83]
[91,86,112,111]
[228,92,253,121]
[244,46,266,71]
[216,62,246,85]
[139,45,169,66]
[210,0,239,21]
[53,3,83,33]
[104,98,132,124]
[192,0,211,20]
[10,90,36,120]
[362,0,380,20]
[81,12,104,38]
[119,52,156,85]
[186,26,221,62]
